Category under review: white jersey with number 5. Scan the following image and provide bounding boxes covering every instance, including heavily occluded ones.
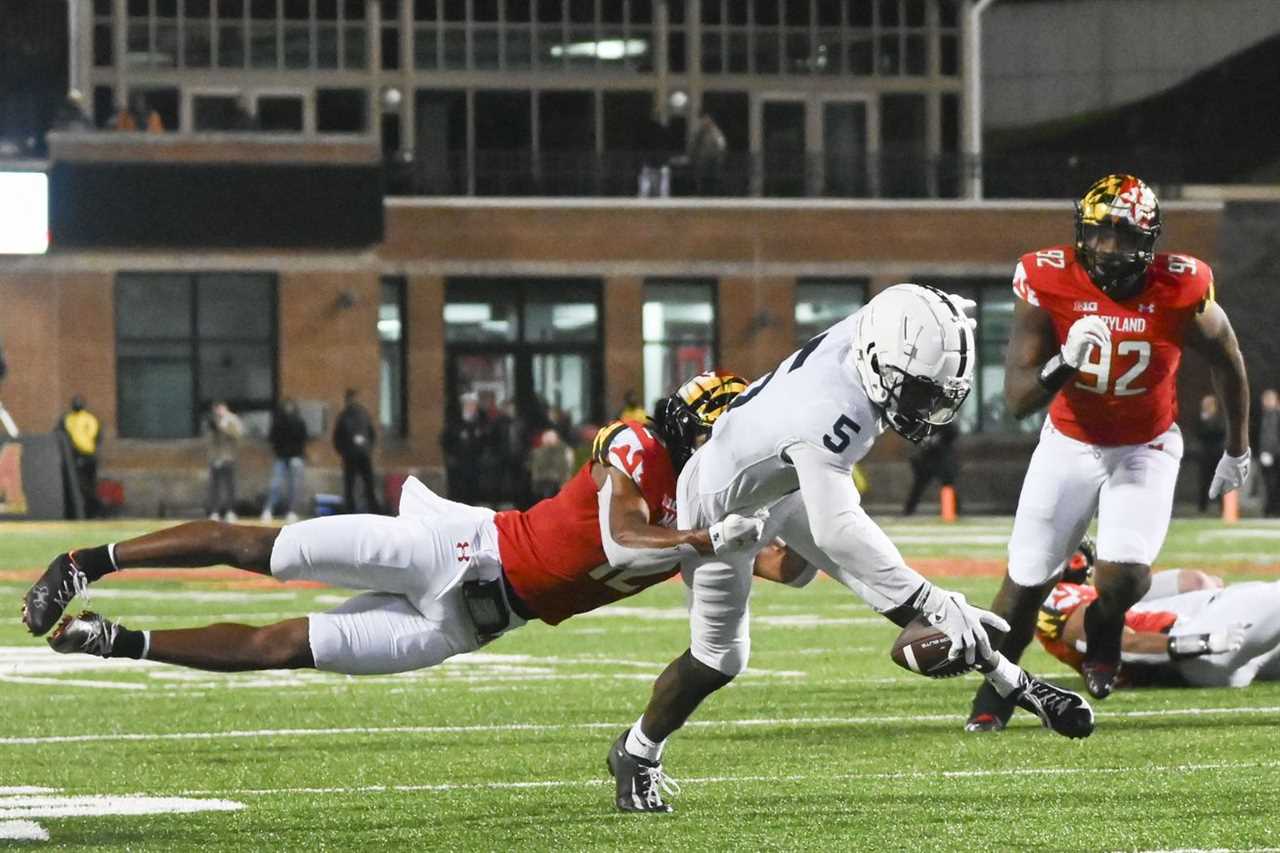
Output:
[694,313,879,517]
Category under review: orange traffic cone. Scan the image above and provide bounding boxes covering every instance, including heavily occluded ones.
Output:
[1222,489,1239,524]
[940,485,957,523]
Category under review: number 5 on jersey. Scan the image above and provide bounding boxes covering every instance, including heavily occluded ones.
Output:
[1075,340,1151,397]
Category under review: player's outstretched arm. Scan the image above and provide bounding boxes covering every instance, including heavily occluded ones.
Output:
[788,443,1006,663]
[593,467,765,570]
[1187,302,1251,497]
[1004,298,1072,419]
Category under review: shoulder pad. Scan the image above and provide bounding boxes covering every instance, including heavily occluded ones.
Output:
[591,420,631,466]
[1153,253,1214,308]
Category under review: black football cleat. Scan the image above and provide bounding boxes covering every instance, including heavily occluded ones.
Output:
[48,611,119,658]
[1081,661,1119,700]
[1012,673,1095,739]
[606,731,679,813]
[23,552,91,637]
[965,681,1015,733]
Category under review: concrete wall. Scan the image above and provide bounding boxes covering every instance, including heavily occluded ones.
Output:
[984,0,1280,129]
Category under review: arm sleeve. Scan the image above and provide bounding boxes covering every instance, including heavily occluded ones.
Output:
[788,441,927,612]
[595,473,698,571]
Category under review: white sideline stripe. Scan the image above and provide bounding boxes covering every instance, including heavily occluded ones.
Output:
[4,704,1280,747]
[169,757,1280,799]
[0,795,244,819]
[0,789,55,795]
[0,820,48,841]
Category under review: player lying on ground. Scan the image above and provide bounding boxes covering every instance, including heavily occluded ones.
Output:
[23,372,803,675]
[605,284,1095,814]
[966,174,1251,733]
[1037,537,1280,689]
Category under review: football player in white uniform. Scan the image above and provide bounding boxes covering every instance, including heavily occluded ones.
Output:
[1040,539,1280,689]
[606,284,1096,813]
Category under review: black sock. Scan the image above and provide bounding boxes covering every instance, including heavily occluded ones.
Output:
[73,545,116,582]
[111,626,146,660]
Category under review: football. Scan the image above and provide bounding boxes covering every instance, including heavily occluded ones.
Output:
[889,616,1008,679]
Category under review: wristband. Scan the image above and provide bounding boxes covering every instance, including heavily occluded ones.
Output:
[1167,633,1212,661]
[1037,353,1077,392]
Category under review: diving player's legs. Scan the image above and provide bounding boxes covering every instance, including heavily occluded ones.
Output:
[1176,581,1280,688]
[1088,426,1182,698]
[23,520,281,635]
[968,424,1104,731]
[50,589,487,675]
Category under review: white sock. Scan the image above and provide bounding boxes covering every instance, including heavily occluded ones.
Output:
[982,652,1025,698]
[624,717,665,763]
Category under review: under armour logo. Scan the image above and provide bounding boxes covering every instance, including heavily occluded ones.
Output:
[455,542,471,563]
[1138,303,1156,314]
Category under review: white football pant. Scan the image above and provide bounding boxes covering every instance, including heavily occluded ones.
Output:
[269,477,523,675]
[1008,419,1183,587]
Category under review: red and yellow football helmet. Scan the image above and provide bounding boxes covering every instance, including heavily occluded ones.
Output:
[1074,174,1162,300]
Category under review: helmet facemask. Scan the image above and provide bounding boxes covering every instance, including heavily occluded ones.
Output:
[878,362,970,443]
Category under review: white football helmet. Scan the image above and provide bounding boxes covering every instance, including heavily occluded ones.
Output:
[847,283,975,442]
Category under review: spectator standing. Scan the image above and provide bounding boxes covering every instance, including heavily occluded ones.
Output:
[637,108,673,198]
[491,400,531,509]
[333,388,383,514]
[902,420,960,516]
[689,113,727,195]
[262,398,308,524]
[57,395,100,518]
[1259,388,1280,517]
[205,401,243,521]
[528,428,576,501]
[441,392,487,503]
[1196,394,1227,513]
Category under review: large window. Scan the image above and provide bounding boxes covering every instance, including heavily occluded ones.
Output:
[116,272,276,438]
[379,276,407,436]
[794,278,867,344]
[912,277,1042,435]
[444,278,601,428]
[643,280,717,412]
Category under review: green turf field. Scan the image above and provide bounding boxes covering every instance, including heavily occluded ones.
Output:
[1,517,1279,850]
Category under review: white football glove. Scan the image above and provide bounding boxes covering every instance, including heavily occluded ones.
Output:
[709,508,770,554]
[1208,450,1251,499]
[915,585,1010,666]
[1061,315,1111,368]
[1207,621,1251,655]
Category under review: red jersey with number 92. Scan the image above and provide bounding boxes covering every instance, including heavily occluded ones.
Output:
[493,419,679,625]
[1012,245,1214,446]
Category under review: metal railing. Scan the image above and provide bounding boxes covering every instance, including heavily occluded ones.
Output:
[383,149,1189,200]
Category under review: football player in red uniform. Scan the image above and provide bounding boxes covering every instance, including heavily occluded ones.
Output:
[966,174,1252,732]
[23,372,798,676]
[1037,542,1278,690]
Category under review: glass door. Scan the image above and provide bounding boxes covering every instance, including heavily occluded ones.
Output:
[444,278,603,506]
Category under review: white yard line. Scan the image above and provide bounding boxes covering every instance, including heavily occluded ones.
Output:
[3,704,1278,747]
[160,757,1280,799]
